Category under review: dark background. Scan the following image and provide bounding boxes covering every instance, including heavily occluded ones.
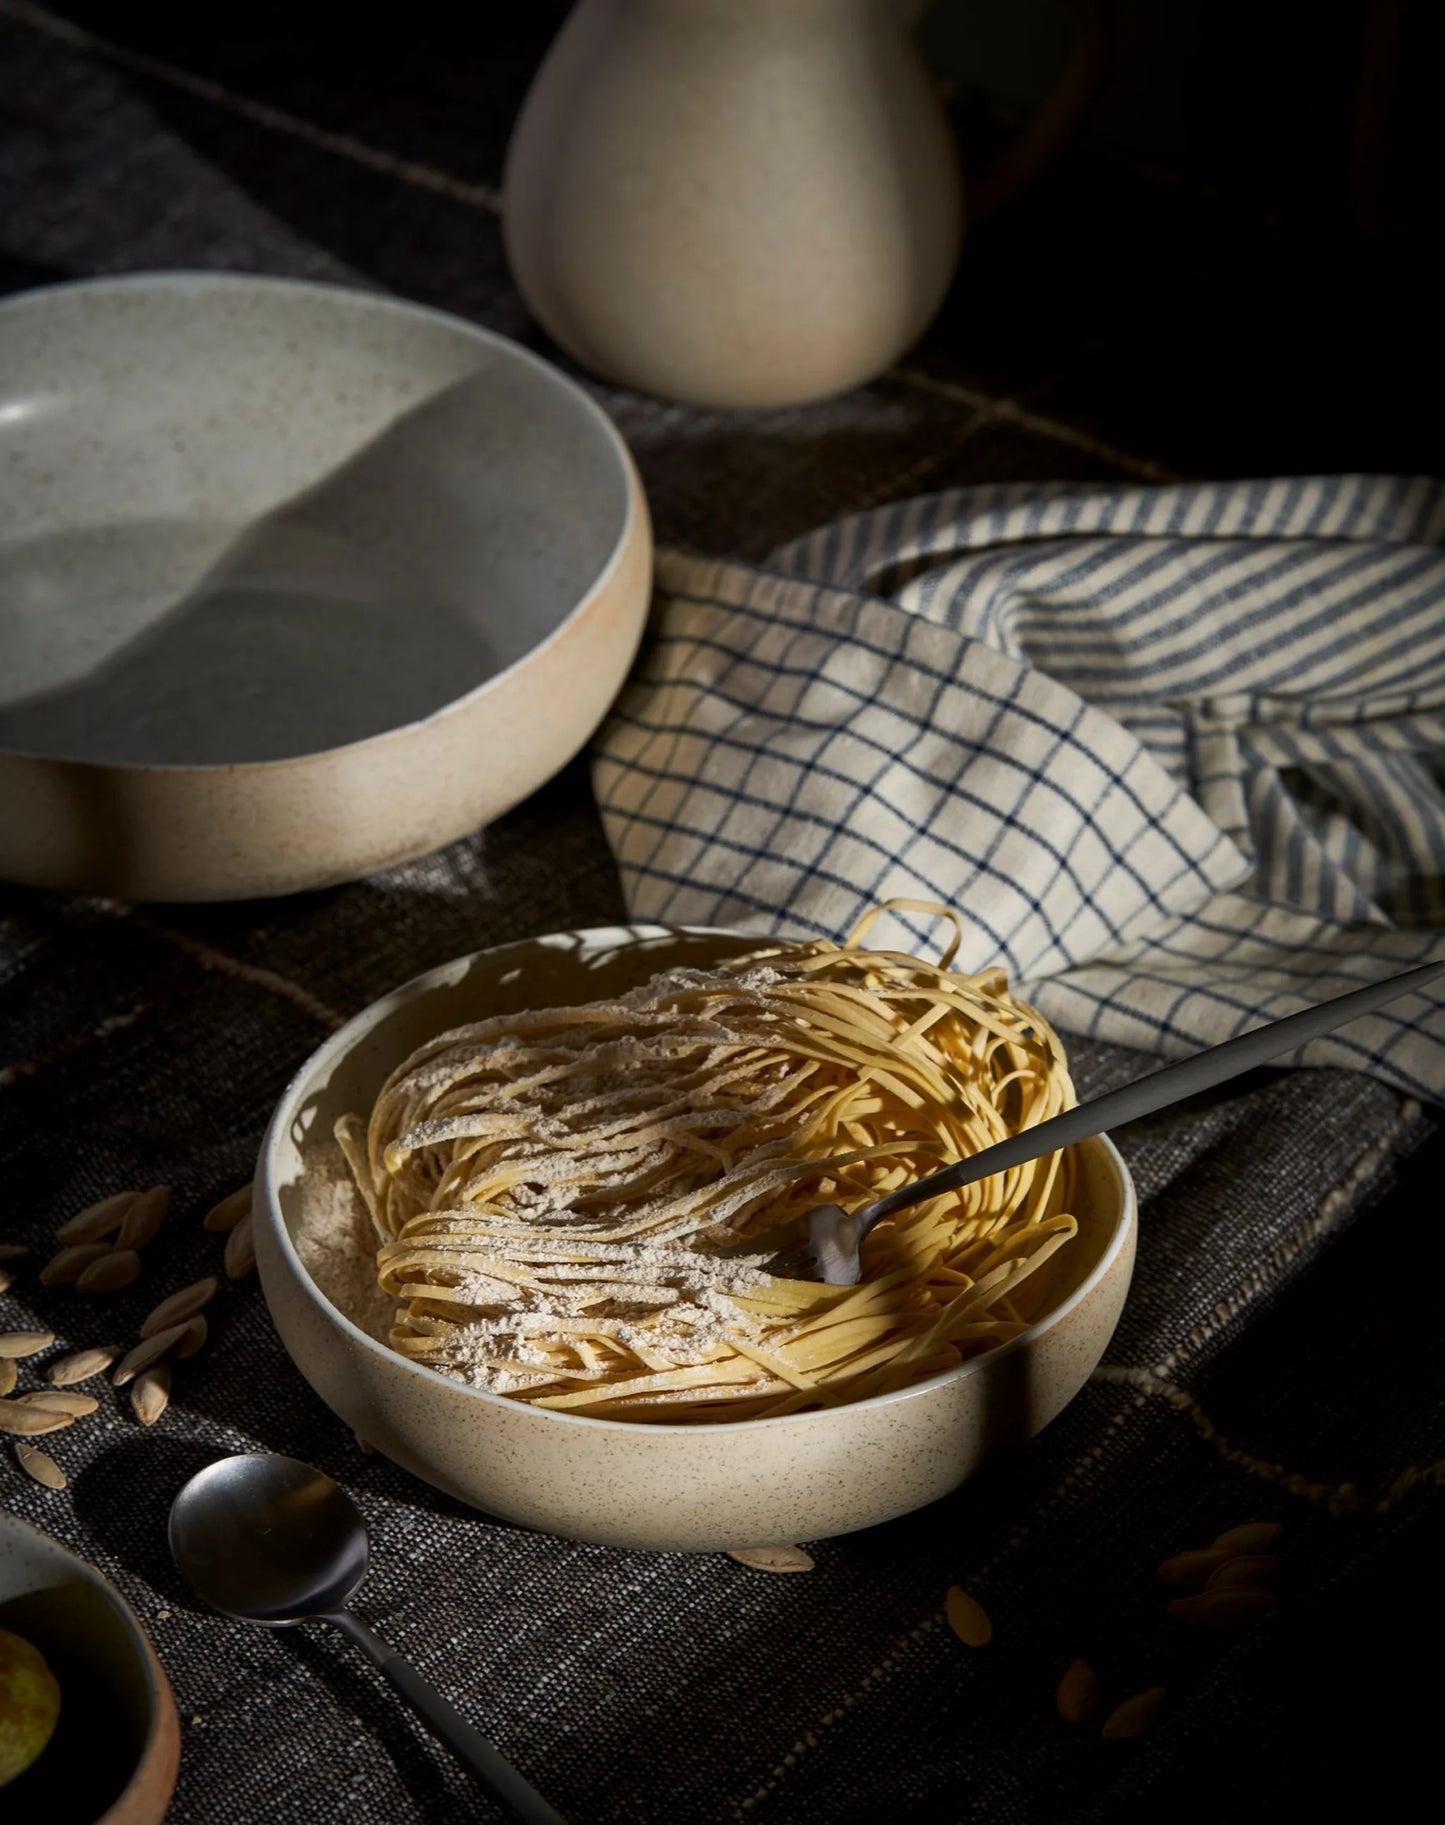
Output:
[4,0,1441,485]
[925,0,1442,240]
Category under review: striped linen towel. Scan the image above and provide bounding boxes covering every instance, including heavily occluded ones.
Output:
[592,476,1445,1102]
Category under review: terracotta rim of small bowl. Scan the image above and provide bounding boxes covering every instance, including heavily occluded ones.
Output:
[0,1513,178,1822]
[0,270,646,775]
[260,926,1138,1437]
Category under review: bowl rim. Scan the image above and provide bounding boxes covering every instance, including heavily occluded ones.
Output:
[258,924,1137,1437]
[0,1510,168,1801]
[0,270,646,777]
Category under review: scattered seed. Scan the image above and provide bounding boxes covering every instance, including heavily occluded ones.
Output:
[117,1185,171,1251]
[55,1190,137,1246]
[1155,1548,1231,1586]
[224,1213,256,1280]
[173,1315,208,1359]
[131,1364,170,1427]
[726,1546,815,1573]
[142,1277,219,1339]
[0,1402,74,1436]
[112,1324,189,1387]
[1206,1555,1279,1591]
[1102,1687,1166,1740]
[353,1432,375,1455]
[0,1268,12,1295]
[77,1249,142,1294]
[1056,1658,1103,1725]
[41,1242,114,1286]
[0,1331,55,1359]
[49,1345,121,1386]
[0,1244,28,1262]
[16,1443,66,1490]
[945,1585,992,1647]
[203,1184,253,1233]
[1212,1522,1283,1555]
[20,1390,99,1417]
[1167,1588,1278,1628]
[0,1361,15,1397]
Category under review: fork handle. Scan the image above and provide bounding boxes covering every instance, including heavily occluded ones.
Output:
[859,959,1443,1230]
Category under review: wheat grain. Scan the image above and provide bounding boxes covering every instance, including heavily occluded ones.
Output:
[41,1242,113,1286]
[1168,1588,1278,1628]
[1056,1659,1102,1724]
[0,1331,55,1359]
[224,1214,256,1279]
[49,1345,121,1386]
[112,1324,189,1387]
[203,1185,253,1233]
[1205,1555,1279,1591]
[1102,1687,1166,1740]
[55,1190,137,1245]
[77,1250,142,1294]
[945,1586,992,1646]
[16,1443,66,1490]
[174,1315,208,1359]
[1154,1548,1231,1586]
[20,1390,99,1417]
[1211,1522,1283,1554]
[726,1546,815,1573]
[0,1402,74,1436]
[117,1186,171,1250]
[141,1277,218,1338]
[131,1364,171,1426]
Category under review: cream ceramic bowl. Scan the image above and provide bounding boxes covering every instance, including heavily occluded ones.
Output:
[0,274,650,901]
[0,1514,180,1824]
[257,927,1136,1552]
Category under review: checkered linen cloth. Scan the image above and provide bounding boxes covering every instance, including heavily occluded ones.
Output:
[593,476,1445,1101]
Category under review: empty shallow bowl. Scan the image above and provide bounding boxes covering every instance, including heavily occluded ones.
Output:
[0,273,651,900]
[0,1514,180,1823]
[256,926,1137,1553]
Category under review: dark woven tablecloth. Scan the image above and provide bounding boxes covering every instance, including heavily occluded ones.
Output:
[2,8,1441,1822]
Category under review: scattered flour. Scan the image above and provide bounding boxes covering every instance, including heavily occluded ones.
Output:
[291,1153,396,1346]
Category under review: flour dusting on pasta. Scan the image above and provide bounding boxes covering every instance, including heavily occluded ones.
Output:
[337,904,1080,1423]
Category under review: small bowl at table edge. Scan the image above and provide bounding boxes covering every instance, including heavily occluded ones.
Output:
[0,1512,180,1824]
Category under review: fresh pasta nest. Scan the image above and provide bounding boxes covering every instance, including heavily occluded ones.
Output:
[337,906,1080,1423]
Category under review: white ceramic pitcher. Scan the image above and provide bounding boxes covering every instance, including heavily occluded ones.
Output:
[502,0,964,408]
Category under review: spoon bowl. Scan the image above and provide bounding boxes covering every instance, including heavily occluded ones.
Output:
[168,1453,368,1625]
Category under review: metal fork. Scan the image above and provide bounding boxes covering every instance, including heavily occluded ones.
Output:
[795,959,1442,1284]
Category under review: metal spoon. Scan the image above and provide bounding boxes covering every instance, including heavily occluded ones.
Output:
[805,957,1444,1284]
[169,1453,569,1825]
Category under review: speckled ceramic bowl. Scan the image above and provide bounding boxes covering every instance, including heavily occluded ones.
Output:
[0,1514,179,1823]
[0,273,650,900]
[256,927,1136,1552]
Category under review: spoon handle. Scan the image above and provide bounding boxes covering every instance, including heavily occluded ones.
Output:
[323,1610,570,1825]
[864,957,1445,1227]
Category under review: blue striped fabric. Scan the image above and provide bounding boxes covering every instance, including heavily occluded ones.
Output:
[592,477,1445,1102]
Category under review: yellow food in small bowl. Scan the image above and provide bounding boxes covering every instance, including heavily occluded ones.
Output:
[0,1627,60,1788]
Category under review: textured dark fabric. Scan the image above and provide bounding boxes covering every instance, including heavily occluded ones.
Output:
[1,10,1441,1824]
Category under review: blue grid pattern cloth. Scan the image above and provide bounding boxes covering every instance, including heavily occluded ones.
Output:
[592,477,1445,1102]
